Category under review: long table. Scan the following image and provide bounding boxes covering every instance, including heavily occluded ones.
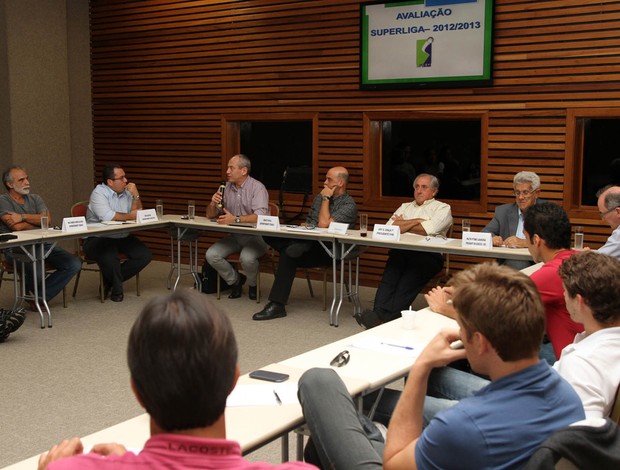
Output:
[3,308,453,469]
[2,216,533,328]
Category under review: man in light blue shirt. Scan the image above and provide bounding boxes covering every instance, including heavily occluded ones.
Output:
[84,164,151,302]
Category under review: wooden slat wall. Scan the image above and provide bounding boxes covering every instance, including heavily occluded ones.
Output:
[89,0,620,286]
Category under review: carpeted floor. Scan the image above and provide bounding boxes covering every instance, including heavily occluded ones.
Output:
[1,259,425,468]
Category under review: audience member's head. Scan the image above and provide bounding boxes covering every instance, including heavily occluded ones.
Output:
[559,251,620,326]
[127,289,239,432]
[451,262,545,362]
[513,171,541,212]
[523,201,572,251]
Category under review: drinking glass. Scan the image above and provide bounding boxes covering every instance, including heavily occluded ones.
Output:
[156,199,163,219]
[40,216,49,237]
[359,214,368,237]
[574,226,584,250]
[462,219,471,233]
[188,200,195,219]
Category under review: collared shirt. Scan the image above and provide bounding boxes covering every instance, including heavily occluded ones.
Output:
[220,176,269,217]
[87,183,133,223]
[554,326,620,418]
[598,225,620,260]
[306,192,357,228]
[416,361,584,469]
[385,198,452,237]
[86,183,133,238]
[0,193,47,233]
[48,434,315,469]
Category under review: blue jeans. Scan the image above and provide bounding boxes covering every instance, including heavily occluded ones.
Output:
[7,244,81,302]
[298,368,384,469]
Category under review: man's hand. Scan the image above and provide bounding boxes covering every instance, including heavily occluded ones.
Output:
[125,182,139,198]
[503,236,527,248]
[320,185,335,198]
[424,286,456,318]
[91,443,128,457]
[492,235,504,247]
[217,208,235,225]
[211,190,223,207]
[415,328,467,371]
[38,438,84,470]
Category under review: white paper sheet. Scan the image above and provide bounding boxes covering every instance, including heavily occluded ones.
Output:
[226,383,299,407]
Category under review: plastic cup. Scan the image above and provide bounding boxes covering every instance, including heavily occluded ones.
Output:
[401,309,416,330]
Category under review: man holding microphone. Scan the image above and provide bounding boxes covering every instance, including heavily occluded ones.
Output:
[206,154,269,300]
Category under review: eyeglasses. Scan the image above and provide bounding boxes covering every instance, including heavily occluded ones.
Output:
[111,175,127,181]
[514,189,536,198]
[330,350,350,367]
[600,206,619,218]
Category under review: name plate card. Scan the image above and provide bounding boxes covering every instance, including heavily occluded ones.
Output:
[373,224,400,241]
[62,216,87,232]
[137,209,158,223]
[462,231,493,250]
[257,215,280,231]
[327,222,349,235]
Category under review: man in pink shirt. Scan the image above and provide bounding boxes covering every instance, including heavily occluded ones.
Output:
[37,290,315,470]
[523,201,583,359]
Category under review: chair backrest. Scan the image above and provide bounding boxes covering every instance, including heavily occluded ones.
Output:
[70,201,89,256]
[269,202,280,217]
[71,200,89,218]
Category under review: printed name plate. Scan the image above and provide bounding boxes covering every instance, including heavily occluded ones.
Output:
[137,209,158,223]
[327,222,349,234]
[62,216,87,232]
[257,215,280,231]
[373,224,400,241]
[462,231,492,250]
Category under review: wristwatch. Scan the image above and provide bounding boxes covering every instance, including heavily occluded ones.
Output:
[321,195,331,201]
[235,216,241,223]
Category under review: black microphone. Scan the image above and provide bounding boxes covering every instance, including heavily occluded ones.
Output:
[216,181,226,209]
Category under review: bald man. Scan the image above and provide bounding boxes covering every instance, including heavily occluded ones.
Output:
[597,185,620,260]
[253,167,357,320]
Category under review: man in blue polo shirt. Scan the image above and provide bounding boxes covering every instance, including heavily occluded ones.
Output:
[298,263,584,469]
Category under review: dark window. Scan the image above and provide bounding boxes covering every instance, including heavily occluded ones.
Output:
[381,120,481,200]
[580,118,620,205]
[240,121,312,191]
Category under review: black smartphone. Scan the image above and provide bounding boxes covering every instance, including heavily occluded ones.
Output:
[248,370,290,383]
[0,234,18,242]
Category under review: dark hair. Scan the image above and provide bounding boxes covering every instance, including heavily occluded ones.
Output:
[523,201,571,250]
[127,289,238,431]
[2,166,25,191]
[451,263,545,361]
[559,251,620,325]
[102,164,122,184]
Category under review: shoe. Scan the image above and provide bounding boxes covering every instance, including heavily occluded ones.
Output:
[252,301,287,321]
[5,308,26,333]
[248,285,257,301]
[354,309,382,330]
[228,273,246,299]
[110,293,124,302]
